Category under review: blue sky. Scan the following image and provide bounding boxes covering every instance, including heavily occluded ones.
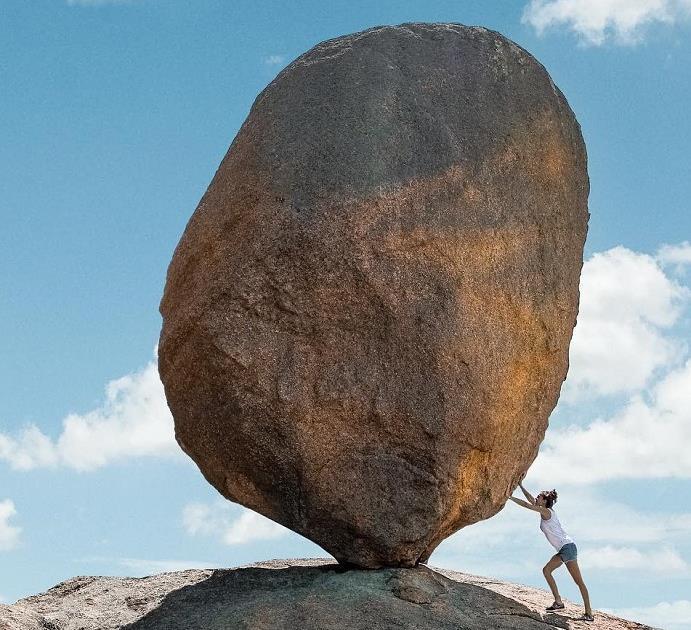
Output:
[1,1,690,627]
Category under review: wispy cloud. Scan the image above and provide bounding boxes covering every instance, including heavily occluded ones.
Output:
[431,504,541,579]
[264,54,286,66]
[182,500,289,545]
[658,240,691,272]
[0,348,180,471]
[562,493,691,546]
[0,499,21,551]
[580,545,689,574]
[523,0,691,45]
[604,599,691,629]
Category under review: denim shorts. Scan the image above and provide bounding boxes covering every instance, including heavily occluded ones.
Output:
[558,542,578,563]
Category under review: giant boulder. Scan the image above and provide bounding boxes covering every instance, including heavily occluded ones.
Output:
[158,22,589,567]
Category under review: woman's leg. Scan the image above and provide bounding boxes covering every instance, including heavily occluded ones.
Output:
[565,559,593,615]
[542,554,564,604]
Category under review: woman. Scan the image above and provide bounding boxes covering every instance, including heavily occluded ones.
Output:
[509,476,594,622]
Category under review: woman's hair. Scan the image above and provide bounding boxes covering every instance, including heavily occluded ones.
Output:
[541,489,558,508]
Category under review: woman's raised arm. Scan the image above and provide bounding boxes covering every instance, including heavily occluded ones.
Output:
[508,496,551,518]
[509,496,532,509]
[519,481,535,504]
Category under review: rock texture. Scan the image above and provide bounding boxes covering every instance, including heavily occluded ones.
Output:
[159,22,589,567]
[0,559,652,630]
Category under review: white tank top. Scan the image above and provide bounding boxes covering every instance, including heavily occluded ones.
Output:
[539,507,574,551]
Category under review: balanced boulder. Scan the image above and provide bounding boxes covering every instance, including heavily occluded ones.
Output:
[158,22,589,567]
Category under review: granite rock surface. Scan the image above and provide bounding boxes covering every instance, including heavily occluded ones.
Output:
[158,22,589,567]
[0,559,652,630]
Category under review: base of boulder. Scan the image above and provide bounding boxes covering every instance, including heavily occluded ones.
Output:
[1,558,654,629]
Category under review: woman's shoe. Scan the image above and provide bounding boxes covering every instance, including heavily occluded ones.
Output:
[546,601,565,611]
[581,613,595,622]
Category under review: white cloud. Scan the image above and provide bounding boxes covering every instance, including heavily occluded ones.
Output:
[533,243,691,486]
[0,425,59,470]
[522,0,691,45]
[264,54,286,66]
[562,493,691,545]
[222,510,289,545]
[658,241,691,273]
[562,246,688,401]
[604,599,691,629]
[0,499,21,551]
[579,545,689,574]
[0,349,180,472]
[533,357,691,484]
[182,500,289,545]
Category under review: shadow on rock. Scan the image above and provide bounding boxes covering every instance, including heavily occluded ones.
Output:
[124,563,570,630]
